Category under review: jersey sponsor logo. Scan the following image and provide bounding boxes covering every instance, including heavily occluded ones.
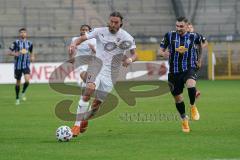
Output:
[104,42,117,51]
[175,46,188,54]
[118,40,132,50]
[104,40,132,52]
[21,48,27,54]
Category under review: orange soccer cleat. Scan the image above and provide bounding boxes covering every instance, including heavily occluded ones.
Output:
[71,126,80,137]
[181,117,190,133]
[191,105,200,121]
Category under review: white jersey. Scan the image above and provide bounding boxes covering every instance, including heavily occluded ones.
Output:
[71,37,96,86]
[86,27,136,76]
[71,37,96,56]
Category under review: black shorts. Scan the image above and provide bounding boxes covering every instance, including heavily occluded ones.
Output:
[168,68,198,96]
[14,68,30,80]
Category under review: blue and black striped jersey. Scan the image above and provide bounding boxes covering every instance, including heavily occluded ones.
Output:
[160,31,201,73]
[9,39,33,70]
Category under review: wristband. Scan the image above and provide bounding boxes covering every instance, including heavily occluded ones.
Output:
[128,58,133,63]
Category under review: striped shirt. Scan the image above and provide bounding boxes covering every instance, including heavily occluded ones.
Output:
[160,31,201,73]
[9,39,33,70]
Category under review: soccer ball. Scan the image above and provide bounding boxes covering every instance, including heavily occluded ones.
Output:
[56,126,73,142]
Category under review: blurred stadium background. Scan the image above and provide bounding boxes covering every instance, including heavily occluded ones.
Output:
[0,0,240,80]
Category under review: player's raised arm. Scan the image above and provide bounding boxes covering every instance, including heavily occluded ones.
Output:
[88,43,96,54]
[69,35,88,55]
[68,35,88,63]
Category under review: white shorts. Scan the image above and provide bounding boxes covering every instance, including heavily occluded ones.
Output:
[89,74,114,101]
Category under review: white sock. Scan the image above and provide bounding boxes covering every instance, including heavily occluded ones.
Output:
[81,82,86,88]
[76,74,83,86]
[77,81,82,87]
[74,97,89,126]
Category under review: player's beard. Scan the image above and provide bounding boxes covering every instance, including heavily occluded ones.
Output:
[109,26,119,34]
[177,29,185,35]
[20,36,26,40]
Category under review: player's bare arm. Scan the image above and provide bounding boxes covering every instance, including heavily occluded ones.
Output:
[7,50,19,57]
[122,49,137,67]
[196,44,203,69]
[88,43,96,54]
[30,52,35,62]
[201,40,208,48]
[159,47,170,59]
[68,35,88,63]
[69,35,88,54]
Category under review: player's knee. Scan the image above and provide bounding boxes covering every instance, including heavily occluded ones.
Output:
[92,99,102,111]
[86,82,96,91]
[82,83,96,101]
[92,99,102,107]
[16,80,21,86]
[174,95,183,103]
[24,75,30,81]
[186,79,196,88]
[82,95,90,102]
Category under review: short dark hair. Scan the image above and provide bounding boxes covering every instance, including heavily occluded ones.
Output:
[176,16,188,23]
[80,24,92,31]
[19,28,27,32]
[110,11,123,21]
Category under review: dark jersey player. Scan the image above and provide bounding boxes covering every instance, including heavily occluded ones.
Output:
[187,22,208,99]
[8,28,35,105]
[159,17,201,133]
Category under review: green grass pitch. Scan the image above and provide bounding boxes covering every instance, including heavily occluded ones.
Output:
[0,80,240,160]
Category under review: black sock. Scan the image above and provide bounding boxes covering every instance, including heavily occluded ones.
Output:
[188,87,196,105]
[22,82,29,94]
[176,102,186,119]
[15,85,20,99]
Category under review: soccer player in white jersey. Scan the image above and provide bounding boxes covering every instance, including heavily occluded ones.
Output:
[68,24,96,134]
[69,11,137,137]
[69,24,96,86]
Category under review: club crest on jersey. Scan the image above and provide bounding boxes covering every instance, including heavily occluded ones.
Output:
[176,46,188,54]
[118,40,132,50]
[104,42,117,52]
[21,49,27,54]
